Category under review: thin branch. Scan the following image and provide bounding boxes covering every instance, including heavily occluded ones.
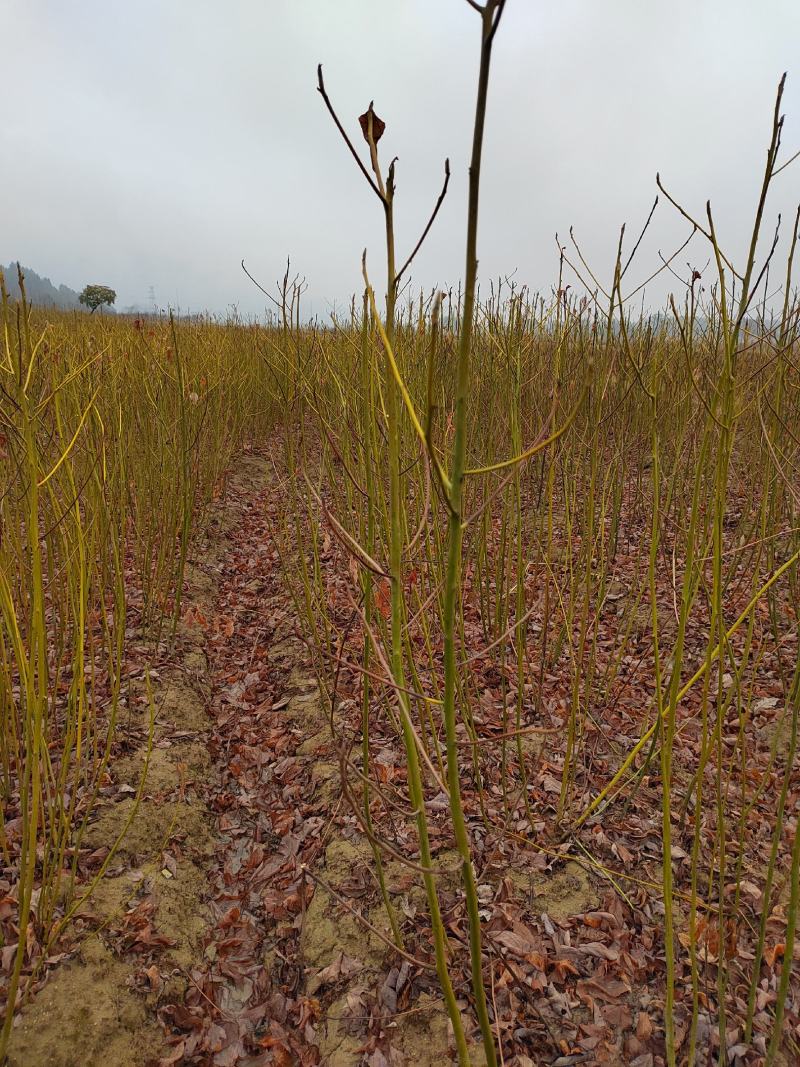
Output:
[656,173,743,281]
[458,723,558,747]
[395,159,451,284]
[240,260,282,310]
[317,64,384,202]
[758,400,800,507]
[464,381,587,475]
[350,591,451,797]
[303,471,389,577]
[668,293,725,429]
[300,864,435,970]
[486,0,508,43]
[620,195,659,279]
[773,145,800,177]
[623,227,698,302]
[569,226,610,299]
[738,212,782,329]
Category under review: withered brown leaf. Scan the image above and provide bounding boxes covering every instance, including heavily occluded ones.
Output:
[359,104,385,144]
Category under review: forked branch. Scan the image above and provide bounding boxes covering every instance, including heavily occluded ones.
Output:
[317,65,384,201]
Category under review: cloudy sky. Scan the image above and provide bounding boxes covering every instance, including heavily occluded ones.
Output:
[5,1,800,317]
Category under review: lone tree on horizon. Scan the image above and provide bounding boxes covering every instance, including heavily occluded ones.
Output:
[79,284,116,313]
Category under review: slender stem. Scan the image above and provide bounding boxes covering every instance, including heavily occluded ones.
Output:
[440,6,505,1066]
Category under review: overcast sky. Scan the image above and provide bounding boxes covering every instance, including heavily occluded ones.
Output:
[4,1,800,317]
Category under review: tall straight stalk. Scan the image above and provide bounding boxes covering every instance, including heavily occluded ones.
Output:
[359,292,404,948]
[359,98,472,1065]
[169,313,192,641]
[0,281,48,1062]
[441,5,505,1066]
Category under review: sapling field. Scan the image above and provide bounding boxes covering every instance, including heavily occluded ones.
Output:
[2,2,800,1065]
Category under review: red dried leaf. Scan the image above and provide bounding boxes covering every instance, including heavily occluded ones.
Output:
[359,105,385,144]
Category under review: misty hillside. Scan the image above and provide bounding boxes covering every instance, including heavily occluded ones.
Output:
[1,262,82,309]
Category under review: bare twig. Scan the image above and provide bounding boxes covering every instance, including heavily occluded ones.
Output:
[395,159,451,285]
[300,863,435,970]
[317,64,384,201]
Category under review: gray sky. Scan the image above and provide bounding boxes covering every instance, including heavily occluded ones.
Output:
[5,1,800,317]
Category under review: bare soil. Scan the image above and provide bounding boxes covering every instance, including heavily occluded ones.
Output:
[8,451,609,1066]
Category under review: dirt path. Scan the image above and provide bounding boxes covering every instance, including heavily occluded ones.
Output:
[8,450,623,1067]
[8,452,481,1066]
[7,454,271,1066]
[163,453,480,1066]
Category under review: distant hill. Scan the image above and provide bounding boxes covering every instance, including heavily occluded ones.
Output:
[0,262,82,309]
